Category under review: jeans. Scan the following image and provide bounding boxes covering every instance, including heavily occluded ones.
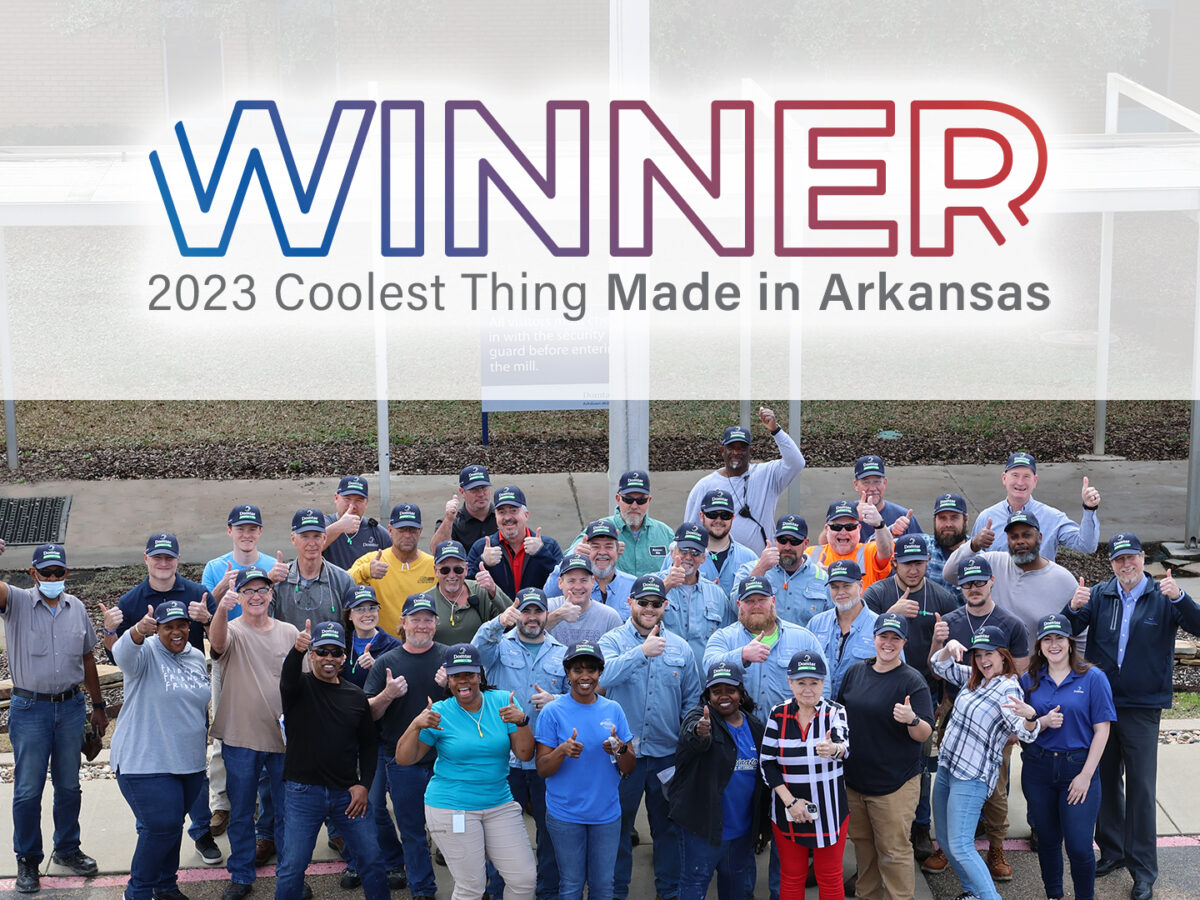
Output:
[185,774,213,841]
[344,748,406,873]
[545,813,621,900]
[932,765,1000,900]
[223,743,286,884]
[615,754,680,899]
[1022,745,1102,900]
[487,767,558,900]
[117,772,205,900]
[914,737,937,827]
[676,828,754,900]
[383,759,438,895]
[9,691,86,862]
[255,766,275,841]
[274,782,389,900]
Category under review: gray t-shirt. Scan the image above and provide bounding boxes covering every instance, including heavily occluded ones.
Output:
[547,598,623,646]
[0,586,97,693]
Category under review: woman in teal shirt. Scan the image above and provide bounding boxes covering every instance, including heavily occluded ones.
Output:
[396,642,536,900]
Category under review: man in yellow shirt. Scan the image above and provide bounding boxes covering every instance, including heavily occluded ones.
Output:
[349,503,437,637]
[805,499,894,587]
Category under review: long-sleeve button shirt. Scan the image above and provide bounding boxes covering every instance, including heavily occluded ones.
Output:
[684,429,806,553]
[472,617,567,770]
[567,510,675,578]
[932,657,1039,791]
[598,619,701,758]
[971,496,1099,561]
[806,605,879,700]
[703,619,825,714]
[733,558,831,628]
[661,578,737,671]
[694,540,759,597]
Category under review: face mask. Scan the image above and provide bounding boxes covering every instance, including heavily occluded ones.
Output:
[38,579,66,599]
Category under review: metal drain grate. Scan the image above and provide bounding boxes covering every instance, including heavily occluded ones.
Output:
[0,496,72,545]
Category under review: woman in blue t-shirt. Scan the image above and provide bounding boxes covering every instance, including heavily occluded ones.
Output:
[669,660,768,900]
[1017,613,1115,900]
[535,640,636,900]
[395,642,536,900]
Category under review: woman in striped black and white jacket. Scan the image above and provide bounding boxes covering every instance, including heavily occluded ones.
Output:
[760,650,849,900]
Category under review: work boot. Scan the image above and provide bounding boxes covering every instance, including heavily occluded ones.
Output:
[921,848,948,873]
[911,824,934,862]
[986,846,1012,881]
[15,857,40,894]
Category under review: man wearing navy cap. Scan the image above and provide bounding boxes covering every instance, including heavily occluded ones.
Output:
[428,540,511,645]
[736,514,831,628]
[926,493,970,603]
[806,560,879,700]
[323,476,391,571]
[806,498,895,588]
[349,502,437,638]
[1063,533,1200,900]
[1,544,107,892]
[544,519,636,619]
[970,451,1102,562]
[687,489,757,596]
[467,485,564,599]
[567,469,674,577]
[683,406,806,553]
[546,553,624,645]
[850,455,923,542]
[429,464,499,554]
[272,509,355,631]
[660,522,736,669]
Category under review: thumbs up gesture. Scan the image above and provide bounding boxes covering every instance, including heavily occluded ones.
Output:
[754,540,780,575]
[99,601,124,634]
[474,565,498,597]
[1081,476,1101,509]
[498,602,521,629]
[972,519,995,552]
[1044,705,1064,729]
[382,667,409,700]
[269,551,289,584]
[663,564,687,592]
[1070,576,1090,611]
[893,694,916,724]
[444,495,460,520]
[524,527,544,556]
[891,509,915,536]
[696,704,713,738]
[531,682,555,710]
[857,491,884,527]
[188,593,212,625]
[295,619,313,652]
[742,631,771,664]
[369,549,389,579]
[136,604,158,638]
[561,728,583,758]
[890,587,919,619]
[499,692,527,725]
[415,696,443,730]
[932,612,949,646]
[642,623,666,658]
[216,561,237,601]
[337,507,362,536]
[480,534,502,568]
[1161,567,1182,601]
[603,725,626,756]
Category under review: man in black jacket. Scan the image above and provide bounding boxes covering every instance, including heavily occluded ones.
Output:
[1063,532,1200,900]
[467,486,563,597]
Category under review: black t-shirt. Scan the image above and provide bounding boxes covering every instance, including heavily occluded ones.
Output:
[862,577,959,678]
[363,642,449,757]
[280,648,377,790]
[943,603,1029,659]
[837,661,933,795]
[322,515,391,571]
[450,505,498,551]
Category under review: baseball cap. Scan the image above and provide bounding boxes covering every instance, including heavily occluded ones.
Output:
[494,486,526,509]
[1108,532,1143,559]
[1004,452,1037,473]
[631,574,667,599]
[515,587,549,611]
[402,593,437,617]
[336,476,368,497]
[563,640,605,667]
[434,540,467,564]
[617,470,651,495]
[291,508,326,534]
[873,613,908,638]
[389,503,422,529]
[957,555,993,584]
[459,465,491,490]
[344,585,378,609]
[825,499,859,522]
[312,621,346,648]
[560,554,593,575]
[736,576,773,603]
[705,660,745,689]
[1004,510,1041,532]
[827,559,863,583]
[1035,613,1073,640]
[894,534,930,562]
[933,493,968,516]
[701,489,735,515]
[443,643,483,674]
[969,625,1008,652]
[854,455,886,479]
[583,520,620,541]
[235,566,271,591]
[673,522,708,552]
[721,426,751,446]
[788,651,828,679]
[154,600,189,624]
[145,533,180,558]
[774,514,808,541]
[227,504,263,527]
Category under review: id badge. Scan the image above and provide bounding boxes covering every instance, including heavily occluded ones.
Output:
[452,813,466,834]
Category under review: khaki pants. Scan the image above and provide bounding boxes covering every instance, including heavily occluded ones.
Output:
[847,775,921,900]
[982,740,1014,849]
[426,801,535,900]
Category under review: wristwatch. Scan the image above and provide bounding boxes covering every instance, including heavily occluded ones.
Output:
[93,699,107,711]
[615,743,628,757]
[909,715,920,727]
[517,714,530,727]
[1025,714,1038,723]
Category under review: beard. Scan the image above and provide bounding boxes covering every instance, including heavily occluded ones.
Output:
[1009,548,1038,565]
[935,527,967,552]
[739,607,775,634]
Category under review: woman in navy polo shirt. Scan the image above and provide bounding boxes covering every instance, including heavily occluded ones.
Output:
[1016,613,1115,900]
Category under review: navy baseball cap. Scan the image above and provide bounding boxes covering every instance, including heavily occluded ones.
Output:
[312,621,346,648]
[894,534,930,562]
[227,504,263,527]
[736,576,774,602]
[1004,510,1041,532]
[235,566,271,591]
[345,585,378,609]
[969,625,1008,652]
[494,485,526,509]
[788,651,828,679]
[434,540,467,564]
[459,465,491,490]
[827,559,863,583]
[145,533,180,558]
[933,493,968,516]
[957,555,993,584]
[721,425,751,446]
[560,554,593,575]
[1108,532,1143,559]
[874,613,908,638]
[402,593,437,616]
[291,508,326,534]
[515,587,549,611]
[705,660,745,689]
[563,640,605,667]
[336,476,368,497]
[443,643,483,674]
[825,499,859,522]
[389,503,422,529]
[617,470,651,495]
[584,520,620,541]
[775,514,808,541]
[154,600,189,624]
[854,455,886,479]
[1004,452,1037,473]
[674,522,708,552]
[1036,613,1073,640]
[701,489,735,514]
[631,574,667,599]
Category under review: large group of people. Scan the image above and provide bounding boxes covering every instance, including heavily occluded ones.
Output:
[2,406,1197,900]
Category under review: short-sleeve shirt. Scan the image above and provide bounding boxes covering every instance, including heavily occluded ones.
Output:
[209,618,298,752]
[420,690,517,811]
[1020,665,1116,753]
[547,599,623,646]
[722,717,758,840]
[837,661,933,795]
[1,587,96,693]
[535,693,632,824]
[943,604,1029,661]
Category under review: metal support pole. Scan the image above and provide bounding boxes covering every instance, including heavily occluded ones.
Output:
[369,80,391,518]
[1186,222,1200,547]
[1094,211,1114,455]
[0,228,17,471]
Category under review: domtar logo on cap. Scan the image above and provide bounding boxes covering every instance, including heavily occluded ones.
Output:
[300,513,321,526]
[795,659,818,672]
[497,489,518,503]
[1111,536,1133,552]
[1042,616,1064,630]
[153,537,174,549]
[451,650,474,665]
[236,507,257,520]
[319,626,341,640]
[574,640,597,655]
[712,664,734,678]
[971,630,991,645]
[962,564,984,578]
[42,549,63,559]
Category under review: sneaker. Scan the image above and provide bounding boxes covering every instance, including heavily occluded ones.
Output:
[952,893,982,900]
[195,832,224,866]
[340,869,361,889]
[327,836,346,858]
[302,884,313,900]
[152,889,191,900]
[986,846,1012,881]
[51,849,99,876]
[387,868,408,890]
[222,883,253,900]
[210,809,230,837]
[254,839,276,866]
[1028,824,1038,851]
[921,848,949,873]
[15,857,40,894]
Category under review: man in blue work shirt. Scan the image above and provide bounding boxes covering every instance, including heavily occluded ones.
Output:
[806,560,879,700]
[690,489,757,596]
[660,523,736,670]
[474,588,567,900]
[544,520,635,619]
[566,470,675,577]
[735,514,831,628]
[599,574,701,900]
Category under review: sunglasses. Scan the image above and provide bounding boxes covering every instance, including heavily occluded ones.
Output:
[776,536,803,546]
[312,647,345,658]
[620,495,650,505]
[635,598,666,608]
[38,568,67,579]
[827,522,860,532]
[677,547,703,556]
[704,511,734,521]
[438,566,466,575]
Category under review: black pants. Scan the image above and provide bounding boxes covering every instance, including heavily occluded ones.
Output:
[1095,706,1160,884]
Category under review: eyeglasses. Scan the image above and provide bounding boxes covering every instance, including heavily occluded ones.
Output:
[38,568,67,579]
[704,511,734,521]
[677,547,703,557]
[351,604,380,613]
[620,495,650,505]
[827,522,860,532]
[438,566,466,575]
[241,586,271,596]
[312,647,345,658]
[635,598,666,608]
[776,537,803,546]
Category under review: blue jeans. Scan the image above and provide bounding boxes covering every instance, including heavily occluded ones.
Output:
[9,692,86,862]
[546,813,621,900]
[487,767,558,900]
[344,748,406,873]
[275,782,389,900]
[677,828,753,900]
[255,766,275,840]
[615,754,680,899]
[223,743,286,884]
[383,759,437,895]
[186,774,213,841]
[933,765,1000,900]
[1022,745,1102,900]
[117,772,205,900]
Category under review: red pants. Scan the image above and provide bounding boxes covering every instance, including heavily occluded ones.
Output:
[773,819,847,900]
